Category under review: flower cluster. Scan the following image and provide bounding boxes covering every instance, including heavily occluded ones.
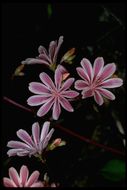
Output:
[3,36,123,188]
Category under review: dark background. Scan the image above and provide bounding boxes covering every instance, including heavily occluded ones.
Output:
[1,2,125,187]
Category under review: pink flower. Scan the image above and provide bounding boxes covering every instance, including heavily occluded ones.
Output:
[7,121,54,157]
[21,36,63,69]
[75,57,123,105]
[3,165,43,187]
[27,65,79,120]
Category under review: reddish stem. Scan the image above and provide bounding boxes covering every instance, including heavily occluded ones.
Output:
[3,96,33,113]
[3,96,125,156]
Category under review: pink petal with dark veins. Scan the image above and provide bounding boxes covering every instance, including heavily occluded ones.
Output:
[39,72,55,90]
[25,171,40,187]
[93,57,104,79]
[59,97,74,112]
[94,90,104,105]
[100,78,123,88]
[9,167,20,187]
[97,88,115,100]
[52,98,61,120]
[75,80,88,90]
[20,165,29,186]
[100,63,116,81]
[29,82,50,94]
[37,97,54,117]
[32,122,40,146]
[81,58,93,81]
[27,95,51,106]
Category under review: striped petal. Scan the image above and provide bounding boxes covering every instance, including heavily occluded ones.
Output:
[9,167,20,187]
[49,40,57,60]
[7,149,26,157]
[81,58,93,81]
[25,171,40,187]
[61,90,79,98]
[59,97,74,112]
[40,121,50,142]
[17,130,34,147]
[52,98,61,120]
[37,97,54,117]
[97,88,115,100]
[53,36,64,63]
[43,128,55,149]
[20,166,29,186]
[101,78,123,88]
[93,57,104,79]
[39,72,55,90]
[22,58,49,66]
[94,90,104,105]
[75,80,88,90]
[28,82,50,94]
[27,95,51,106]
[55,66,63,89]
[76,67,89,82]
[3,178,17,187]
[32,122,40,146]
[38,45,48,55]
[61,78,75,91]
[100,63,116,81]
[7,141,30,149]
[81,88,93,98]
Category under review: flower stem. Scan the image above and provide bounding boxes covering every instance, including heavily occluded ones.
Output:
[3,96,125,157]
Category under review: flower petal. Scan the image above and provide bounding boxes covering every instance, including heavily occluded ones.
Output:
[52,98,61,120]
[76,67,89,82]
[27,95,51,106]
[55,66,63,89]
[25,171,40,187]
[97,88,115,100]
[101,78,123,88]
[61,78,75,91]
[93,57,104,79]
[53,36,64,63]
[7,141,31,149]
[20,165,29,186]
[9,167,20,187]
[40,121,50,142]
[81,88,93,98]
[39,72,55,90]
[100,63,116,80]
[59,97,74,112]
[3,178,17,187]
[28,82,50,94]
[75,80,88,90]
[49,40,57,60]
[22,58,49,66]
[32,122,40,146]
[7,149,26,157]
[37,97,54,117]
[61,90,79,98]
[43,128,55,149]
[94,90,104,105]
[17,129,34,147]
[31,182,43,187]
[38,45,48,55]
[81,58,93,81]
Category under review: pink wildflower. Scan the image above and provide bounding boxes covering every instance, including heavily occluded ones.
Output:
[3,165,43,187]
[21,36,63,69]
[75,57,123,105]
[7,121,54,157]
[27,65,79,120]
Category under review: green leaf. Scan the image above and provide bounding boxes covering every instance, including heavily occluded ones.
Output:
[101,159,125,181]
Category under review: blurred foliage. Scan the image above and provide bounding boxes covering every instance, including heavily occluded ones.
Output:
[101,160,125,181]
